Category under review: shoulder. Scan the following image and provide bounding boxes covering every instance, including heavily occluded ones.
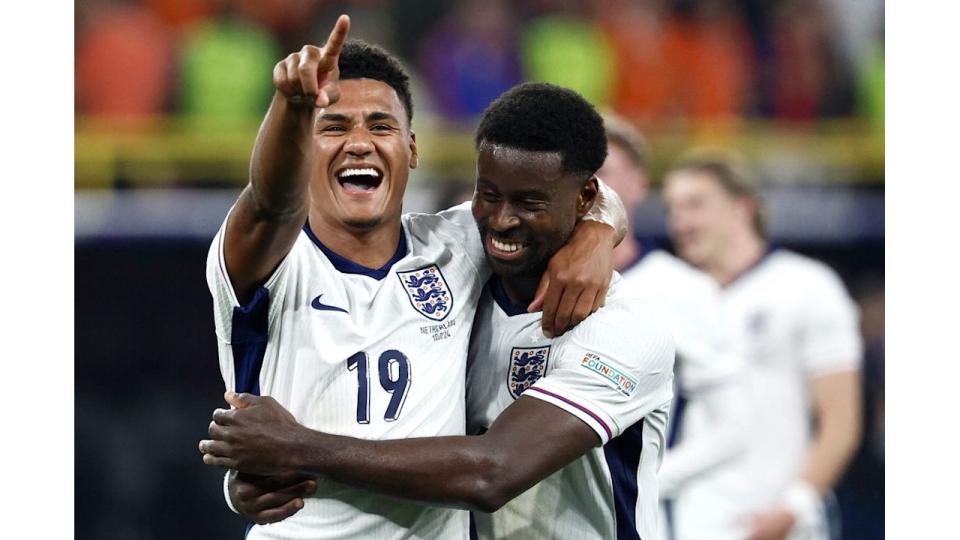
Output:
[403,202,474,236]
[562,281,675,369]
[763,250,850,296]
[623,250,720,302]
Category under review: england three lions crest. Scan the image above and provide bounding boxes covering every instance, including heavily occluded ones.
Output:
[397,265,453,321]
[508,346,551,399]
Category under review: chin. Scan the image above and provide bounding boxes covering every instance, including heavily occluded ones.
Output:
[342,215,384,230]
[484,252,542,279]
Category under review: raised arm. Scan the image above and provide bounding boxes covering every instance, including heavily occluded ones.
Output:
[223,15,350,303]
[202,392,597,513]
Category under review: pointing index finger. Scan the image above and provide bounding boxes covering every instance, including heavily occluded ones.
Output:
[322,15,351,62]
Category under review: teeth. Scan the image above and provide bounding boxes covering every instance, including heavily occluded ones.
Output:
[338,168,379,178]
[492,238,524,253]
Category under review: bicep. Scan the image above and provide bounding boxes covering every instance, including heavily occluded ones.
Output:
[223,186,306,304]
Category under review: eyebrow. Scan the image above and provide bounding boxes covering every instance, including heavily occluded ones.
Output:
[317,111,400,125]
[367,111,399,123]
[318,113,351,123]
[513,189,550,200]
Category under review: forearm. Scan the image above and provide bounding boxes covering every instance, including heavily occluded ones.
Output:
[290,430,509,512]
[582,178,627,245]
[798,370,862,494]
[799,413,861,493]
[248,92,316,219]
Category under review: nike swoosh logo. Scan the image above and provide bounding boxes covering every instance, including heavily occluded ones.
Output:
[311,295,348,313]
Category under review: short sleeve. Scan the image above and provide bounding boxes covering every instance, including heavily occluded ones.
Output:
[525,299,675,444]
[205,209,297,343]
[797,267,863,376]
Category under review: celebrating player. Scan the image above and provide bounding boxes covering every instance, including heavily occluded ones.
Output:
[597,115,750,540]
[201,82,676,540]
[662,151,863,540]
[204,15,626,539]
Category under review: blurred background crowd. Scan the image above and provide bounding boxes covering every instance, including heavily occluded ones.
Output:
[74,0,883,538]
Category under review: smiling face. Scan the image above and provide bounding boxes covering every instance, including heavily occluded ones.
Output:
[311,78,417,231]
[662,168,746,268]
[472,142,594,278]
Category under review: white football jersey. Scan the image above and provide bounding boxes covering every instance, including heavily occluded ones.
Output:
[674,250,862,540]
[620,250,743,397]
[620,250,746,539]
[466,275,675,540]
[206,203,487,540]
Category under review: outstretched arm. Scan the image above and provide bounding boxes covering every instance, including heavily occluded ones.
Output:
[201,392,598,513]
[223,15,350,304]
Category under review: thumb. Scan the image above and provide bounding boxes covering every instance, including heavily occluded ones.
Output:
[225,391,255,409]
[528,274,550,313]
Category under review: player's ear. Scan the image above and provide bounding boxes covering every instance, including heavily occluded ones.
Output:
[576,175,600,218]
[409,131,418,169]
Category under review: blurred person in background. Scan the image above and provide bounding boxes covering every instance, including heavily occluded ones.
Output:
[662,151,862,540]
[520,0,616,108]
[599,0,751,125]
[418,0,522,120]
[598,114,749,540]
[200,15,623,539]
[76,0,174,118]
[177,2,281,121]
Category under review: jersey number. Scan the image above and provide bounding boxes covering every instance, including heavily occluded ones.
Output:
[346,350,411,423]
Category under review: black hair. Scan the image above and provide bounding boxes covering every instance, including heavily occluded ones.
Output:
[338,40,413,123]
[474,82,607,176]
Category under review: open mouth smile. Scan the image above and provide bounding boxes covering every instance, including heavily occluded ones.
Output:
[336,166,384,195]
[486,235,529,260]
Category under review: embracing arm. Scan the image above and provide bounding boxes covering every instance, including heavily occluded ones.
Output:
[203,393,598,513]
[582,177,628,244]
[223,16,350,303]
[533,178,627,336]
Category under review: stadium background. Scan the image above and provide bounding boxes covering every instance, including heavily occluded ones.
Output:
[74,1,884,538]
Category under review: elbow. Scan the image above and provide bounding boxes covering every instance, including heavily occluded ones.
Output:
[466,454,515,513]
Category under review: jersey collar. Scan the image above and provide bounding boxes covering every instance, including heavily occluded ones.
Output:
[488,277,530,317]
[303,221,409,280]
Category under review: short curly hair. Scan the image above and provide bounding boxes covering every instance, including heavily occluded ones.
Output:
[475,82,607,176]
[339,39,413,124]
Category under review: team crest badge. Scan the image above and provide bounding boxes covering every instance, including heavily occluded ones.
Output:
[397,265,453,321]
[508,346,551,399]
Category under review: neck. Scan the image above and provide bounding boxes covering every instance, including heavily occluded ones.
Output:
[500,272,543,308]
[706,232,767,287]
[308,208,402,268]
[614,234,642,271]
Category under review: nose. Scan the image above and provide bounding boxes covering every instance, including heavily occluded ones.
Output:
[490,203,520,232]
[344,130,373,157]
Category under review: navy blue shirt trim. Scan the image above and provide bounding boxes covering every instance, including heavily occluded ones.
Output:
[722,246,777,289]
[603,418,645,540]
[232,288,270,538]
[302,220,408,280]
[488,277,529,317]
[230,286,270,396]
